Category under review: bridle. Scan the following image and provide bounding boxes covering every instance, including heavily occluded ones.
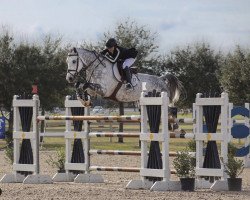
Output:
[67,51,85,80]
[67,49,106,82]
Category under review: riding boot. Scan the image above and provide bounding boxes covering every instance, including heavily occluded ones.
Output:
[124,66,132,90]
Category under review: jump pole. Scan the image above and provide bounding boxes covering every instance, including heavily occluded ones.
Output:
[89,132,194,138]
[89,149,178,157]
[37,115,141,122]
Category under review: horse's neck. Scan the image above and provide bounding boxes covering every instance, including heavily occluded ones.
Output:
[86,59,122,97]
[86,58,111,81]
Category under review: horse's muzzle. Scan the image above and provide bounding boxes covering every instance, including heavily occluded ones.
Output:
[68,76,73,82]
[66,74,74,83]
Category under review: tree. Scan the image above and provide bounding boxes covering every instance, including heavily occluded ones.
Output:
[219,46,250,104]
[162,43,222,108]
[106,20,160,73]
[0,31,71,132]
[38,36,71,110]
[0,31,15,113]
[82,19,161,74]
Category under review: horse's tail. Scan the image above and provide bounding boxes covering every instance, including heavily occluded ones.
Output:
[160,73,183,106]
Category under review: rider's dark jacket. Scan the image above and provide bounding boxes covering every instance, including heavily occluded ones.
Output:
[101,46,137,63]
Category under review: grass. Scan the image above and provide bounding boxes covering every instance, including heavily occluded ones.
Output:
[2,135,244,154]
[40,136,192,152]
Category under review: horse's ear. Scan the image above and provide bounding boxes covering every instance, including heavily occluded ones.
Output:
[73,47,77,53]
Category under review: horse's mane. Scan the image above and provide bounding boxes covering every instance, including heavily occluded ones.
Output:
[71,47,113,64]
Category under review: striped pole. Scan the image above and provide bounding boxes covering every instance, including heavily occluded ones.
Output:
[89,149,178,157]
[169,117,195,124]
[170,132,194,139]
[37,115,141,122]
[90,166,140,172]
[39,115,217,124]
[89,132,194,139]
[89,132,140,138]
[89,166,176,174]
[89,150,141,156]
[89,120,140,124]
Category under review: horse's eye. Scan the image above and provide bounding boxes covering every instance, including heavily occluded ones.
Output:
[72,60,76,64]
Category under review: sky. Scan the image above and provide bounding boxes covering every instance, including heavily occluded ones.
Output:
[0,0,250,53]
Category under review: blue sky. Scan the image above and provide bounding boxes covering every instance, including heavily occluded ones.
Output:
[1,0,250,53]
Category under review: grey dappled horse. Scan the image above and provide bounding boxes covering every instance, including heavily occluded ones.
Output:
[66,48,182,106]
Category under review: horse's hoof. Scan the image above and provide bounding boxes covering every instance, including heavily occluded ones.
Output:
[83,100,91,107]
[77,97,91,107]
[125,83,133,90]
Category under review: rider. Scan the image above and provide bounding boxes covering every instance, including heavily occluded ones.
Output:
[101,38,138,90]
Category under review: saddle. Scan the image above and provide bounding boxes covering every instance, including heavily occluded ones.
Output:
[117,60,138,82]
[105,61,138,102]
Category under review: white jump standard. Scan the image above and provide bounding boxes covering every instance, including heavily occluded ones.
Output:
[0,95,52,184]
[126,90,181,191]
[194,93,229,191]
[52,96,103,183]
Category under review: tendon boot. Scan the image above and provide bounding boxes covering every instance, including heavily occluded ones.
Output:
[124,66,132,90]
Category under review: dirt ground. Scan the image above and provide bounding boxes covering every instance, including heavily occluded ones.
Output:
[0,150,250,200]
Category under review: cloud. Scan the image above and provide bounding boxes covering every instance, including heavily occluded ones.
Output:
[27,24,47,36]
[160,21,176,31]
[159,18,186,31]
[0,0,249,53]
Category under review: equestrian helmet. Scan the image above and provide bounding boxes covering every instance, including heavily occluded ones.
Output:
[106,38,117,48]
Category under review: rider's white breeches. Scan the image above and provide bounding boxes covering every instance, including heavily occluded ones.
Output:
[122,58,135,69]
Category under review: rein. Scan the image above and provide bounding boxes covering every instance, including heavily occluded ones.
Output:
[86,51,106,83]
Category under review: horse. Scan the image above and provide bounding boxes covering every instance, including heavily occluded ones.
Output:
[66,47,182,106]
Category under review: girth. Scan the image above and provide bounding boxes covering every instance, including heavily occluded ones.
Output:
[104,82,123,102]
[104,61,137,101]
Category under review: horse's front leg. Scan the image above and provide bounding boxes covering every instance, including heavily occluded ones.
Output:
[75,82,103,95]
[86,83,105,96]
[74,82,92,107]
[75,82,89,91]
